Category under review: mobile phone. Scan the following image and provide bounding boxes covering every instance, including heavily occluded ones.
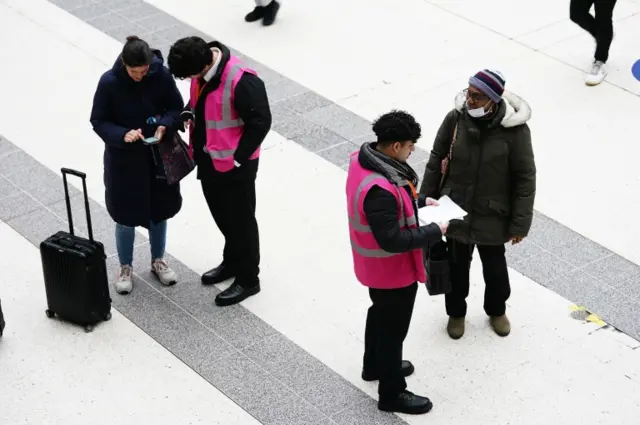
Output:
[143,137,160,144]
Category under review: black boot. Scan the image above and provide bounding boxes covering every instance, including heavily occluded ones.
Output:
[262,1,280,26]
[215,279,260,307]
[244,6,265,22]
[378,390,433,415]
[362,360,415,382]
[201,263,234,285]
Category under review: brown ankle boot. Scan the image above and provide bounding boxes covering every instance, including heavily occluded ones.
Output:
[447,317,465,339]
[490,314,511,337]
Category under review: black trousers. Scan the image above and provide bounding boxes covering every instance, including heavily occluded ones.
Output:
[570,0,618,63]
[363,282,418,399]
[201,174,260,284]
[445,239,511,318]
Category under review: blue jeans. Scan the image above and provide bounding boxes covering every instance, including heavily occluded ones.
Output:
[115,221,167,266]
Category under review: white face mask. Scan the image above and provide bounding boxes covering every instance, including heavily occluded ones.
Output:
[467,104,490,118]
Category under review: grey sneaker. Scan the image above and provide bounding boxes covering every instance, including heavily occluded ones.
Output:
[585,61,607,86]
[115,265,133,295]
[151,258,178,286]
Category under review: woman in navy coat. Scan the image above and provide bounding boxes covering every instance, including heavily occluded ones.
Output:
[90,36,184,295]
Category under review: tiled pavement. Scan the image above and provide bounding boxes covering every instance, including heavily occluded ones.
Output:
[0,135,408,425]
[0,0,638,422]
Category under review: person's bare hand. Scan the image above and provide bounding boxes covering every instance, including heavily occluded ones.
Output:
[154,125,166,140]
[510,236,525,245]
[438,221,449,235]
[426,197,439,207]
[124,129,143,143]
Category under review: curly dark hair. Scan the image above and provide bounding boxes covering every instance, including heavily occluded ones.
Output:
[167,36,213,79]
[372,110,421,147]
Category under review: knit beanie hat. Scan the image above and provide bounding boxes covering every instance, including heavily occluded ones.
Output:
[469,69,505,103]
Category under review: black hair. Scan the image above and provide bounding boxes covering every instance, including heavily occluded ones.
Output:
[121,35,153,67]
[372,110,421,147]
[167,36,213,79]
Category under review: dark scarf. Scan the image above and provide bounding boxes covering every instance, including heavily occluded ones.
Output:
[358,142,419,189]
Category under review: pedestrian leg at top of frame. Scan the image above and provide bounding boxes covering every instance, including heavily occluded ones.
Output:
[245,0,281,26]
[570,0,618,86]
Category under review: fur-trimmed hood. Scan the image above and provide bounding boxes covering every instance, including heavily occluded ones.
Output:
[454,90,532,128]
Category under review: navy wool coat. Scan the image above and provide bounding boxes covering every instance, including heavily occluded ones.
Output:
[90,50,184,228]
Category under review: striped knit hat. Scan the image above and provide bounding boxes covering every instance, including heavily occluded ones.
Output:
[469,69,505,103]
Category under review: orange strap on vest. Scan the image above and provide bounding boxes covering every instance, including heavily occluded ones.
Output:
[407,182,418,200]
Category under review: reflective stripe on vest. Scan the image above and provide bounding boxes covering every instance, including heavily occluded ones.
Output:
[348,171,417,233]
[203,64,245,160]
[350,237,398,258]
[349,175,419,258]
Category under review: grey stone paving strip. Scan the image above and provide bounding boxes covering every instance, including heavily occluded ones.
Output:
[0,135,406,425]
[13,0,636,413]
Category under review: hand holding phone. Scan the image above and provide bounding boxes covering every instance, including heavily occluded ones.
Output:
[154,125,166,140]
[124,129,143,143]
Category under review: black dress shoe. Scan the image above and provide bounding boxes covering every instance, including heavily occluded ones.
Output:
[362,360,415,382]
[202,264,234,285]
[262,1,280,26]
[244,6,264,22]
[378,390,433,415]
[215,281,260,307]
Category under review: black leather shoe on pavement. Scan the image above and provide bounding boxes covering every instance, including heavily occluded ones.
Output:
[378,390,433,415]
[201,264,234,285]
[215,281,260,307]
[244,6,264,22]
[362,360,415,382]
[262,1,280,26]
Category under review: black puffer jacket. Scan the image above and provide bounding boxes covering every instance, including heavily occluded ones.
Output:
[419,91,536,245]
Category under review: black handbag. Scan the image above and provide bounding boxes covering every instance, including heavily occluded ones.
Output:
[152,132,195,185]
[425,240,451,296]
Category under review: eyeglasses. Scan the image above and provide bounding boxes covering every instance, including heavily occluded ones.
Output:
[463,89,489,103]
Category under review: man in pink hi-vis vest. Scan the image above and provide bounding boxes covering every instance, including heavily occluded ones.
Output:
[168,37,271,307]
[346,110,448,415]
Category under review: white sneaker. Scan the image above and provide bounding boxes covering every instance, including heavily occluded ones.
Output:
[115,265,133,294]
[151,258,178,286]
[585,61,607,86]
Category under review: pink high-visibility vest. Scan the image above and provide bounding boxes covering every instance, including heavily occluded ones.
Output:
[346,152,427,289]
[188,55,260,172]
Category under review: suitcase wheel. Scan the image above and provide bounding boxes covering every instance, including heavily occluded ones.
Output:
[104,312,112,321]
[45,309,55,319]
[84,324,94,333]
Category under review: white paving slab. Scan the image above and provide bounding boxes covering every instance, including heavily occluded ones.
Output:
[0,222,261,425]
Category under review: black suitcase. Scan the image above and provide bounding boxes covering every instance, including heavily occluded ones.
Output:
[40,168,111,332]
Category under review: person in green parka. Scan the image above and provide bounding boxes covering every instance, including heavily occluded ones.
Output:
[420,69,536,340]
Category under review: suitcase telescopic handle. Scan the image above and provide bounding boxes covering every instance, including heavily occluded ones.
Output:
[61,168,94,242]
[61,168,86,179]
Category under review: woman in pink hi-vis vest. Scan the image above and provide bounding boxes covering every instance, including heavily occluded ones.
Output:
[346,110,448,415]
[167,37,272,308]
